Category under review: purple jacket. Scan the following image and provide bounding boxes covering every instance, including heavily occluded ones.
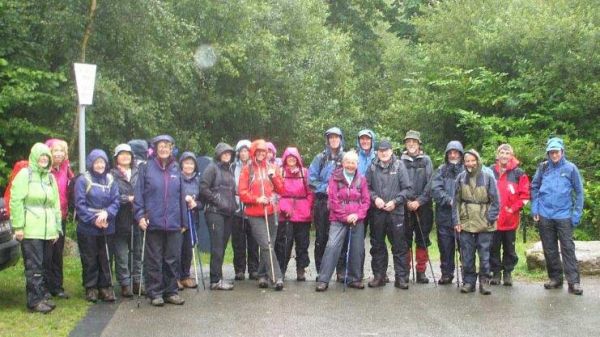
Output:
[134,156,187,232]
[279,147,314,223]
[327,167,370,223]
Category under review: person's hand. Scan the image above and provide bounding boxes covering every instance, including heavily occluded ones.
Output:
[257,196,269,205]
[128,195,134,203]
[267,167,276,177]
[139,218,148,231]
[186,196,197,209]
[383,200,396,212]
[533,214,540,222]
[347,214,358,225]
[374,198,385,209]
[14,230,24,241]
[407,200,420,211]
[454,224,462,233]
[181,227,187,233]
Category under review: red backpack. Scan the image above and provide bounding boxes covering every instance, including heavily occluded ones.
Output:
[3,160,30,217]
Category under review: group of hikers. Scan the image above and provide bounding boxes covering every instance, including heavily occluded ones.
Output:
[5,127,585,314]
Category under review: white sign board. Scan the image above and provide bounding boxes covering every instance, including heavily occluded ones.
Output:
[74,63,97,105]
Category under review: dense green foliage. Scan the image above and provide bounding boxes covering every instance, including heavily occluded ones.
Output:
[1,0,598,237]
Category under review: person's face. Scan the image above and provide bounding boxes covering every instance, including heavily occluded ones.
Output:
[497,149,512,166]
[548,149,562,163]
[405,139,420,155]
[447,149,461,164]
[156,141,173,160]
[255,149,266,162]
[359,136,372,151]
[182,158,196,175]
[220,151,232,164]
[239,148,249,162]
[266,150,275,161]
[342,159,357,173]
[93,158,106,175]
[51,146,66,166]
[38,155,50,169]
[328,134,341,150]
[285,156,298,167]
[117,152,132,167]
[464,154,478,172]
[377,148,393,162]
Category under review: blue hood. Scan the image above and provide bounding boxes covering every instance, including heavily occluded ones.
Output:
[356,129,376,153]
[179,151,198,173]
[86,149,110,177]
[546,137,565,153]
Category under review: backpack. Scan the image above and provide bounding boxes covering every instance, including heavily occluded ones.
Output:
[3,160,30,217]
[69,171,114,211]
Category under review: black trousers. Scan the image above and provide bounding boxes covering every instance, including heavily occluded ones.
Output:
[232,215,259,275]
[144,230,182,299]
[370,210,408,279]
[539,217,580,284]
[313,196,330,273]
[404,204,433,248]
[275,221,310,274]
[77,232,114,290]
[180,226,193,279]
[44,219,66,294]
[206,212,233,283]
[490,229,518,274]
[22,239,51,308]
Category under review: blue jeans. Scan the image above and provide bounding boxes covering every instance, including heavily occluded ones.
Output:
[459,231,493,285]
[538,217,580,284]
[318,221,365,284]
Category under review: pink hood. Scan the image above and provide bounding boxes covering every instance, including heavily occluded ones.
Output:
[45,138,73,219]
[279,147,313,223]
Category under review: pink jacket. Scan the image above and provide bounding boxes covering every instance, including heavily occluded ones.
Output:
[45,138,74,220]
[328,167,370,223]
[279,147,314,223]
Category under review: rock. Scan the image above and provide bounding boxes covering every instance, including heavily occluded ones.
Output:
[526,241,600,275]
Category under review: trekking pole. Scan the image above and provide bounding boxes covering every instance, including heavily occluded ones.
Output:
[188,209,203,291]
[415,213,437,286]
[102,228,114,289]
[284,221,289,276]
[411,242,416,284]
[130,223,134,291]
[454,229,461,288]
[260,167,277,283]
[344,226,353,292]
[137,227,147,308]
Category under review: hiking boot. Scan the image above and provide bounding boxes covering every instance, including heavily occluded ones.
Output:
[544,279,563,289]
[368,276,386,288]
[416,272,429,284]
[44,299,57,309]
[151,297,164,307]
[394,278,409,290]
[479,279,492,295]
[568,283,583,295]
[503,272,513,287]
[99,288,116,302]
[249,272,259,280]
[165,294,185,305]
[348,281,365,289]
[177,280,184,291]
[296,269,306,282]
[460,283,475,293]
[121,286,134,298]
[210,280,234,291]
[336,272,345,283]
[438,275,453,285]
[132,282,145,296]
[258,277,269,289]
[85,288,98,303]
[490,272,501,286]
[315,282,328,292]
[274,279,284,291]
[181,278,198,289]
[234,272,245,281]
[30,301,54,314]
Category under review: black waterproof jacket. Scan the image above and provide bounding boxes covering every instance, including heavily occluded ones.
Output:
[366,155,413,216]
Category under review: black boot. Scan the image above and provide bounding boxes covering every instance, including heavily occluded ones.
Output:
[394,277,409,290]
[544,279,563,289]
[479,278,491,295]
[503,272,513,287]
[85,288,98,303]
[438,275,453,285]
[489,272,501,285]
[568,283,583,295]
[416,272,429,284]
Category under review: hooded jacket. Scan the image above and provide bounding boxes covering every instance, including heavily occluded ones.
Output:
[45,138,74,220]
[308,127,345,195]
[180,151,201,226]
[531,138,584,225]
[366,155,413,216]
[400,149,433,206]
[279,147,314,223]
[111,147,139,235]
[328,167,370,223]
[452,150,499,233]
[239,140,285,217]
[128,139,149,166]
[200,143,237,216]
[75,149,120,236]
[232,140,251,217]
[432,141,465,227]
[356,129,376,176]
[9,143,62,240]
[491,157,530,231]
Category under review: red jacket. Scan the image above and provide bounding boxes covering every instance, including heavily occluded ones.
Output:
[492,158,530,231]
[239,140,284,217]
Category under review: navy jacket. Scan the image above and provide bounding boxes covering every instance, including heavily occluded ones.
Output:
[112,165,139,235]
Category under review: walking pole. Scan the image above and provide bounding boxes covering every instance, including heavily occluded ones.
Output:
[130,223,134,291]
[284,221,289,276]
[188,209,203,291]
[343,226,353,292]
[454,229,461,288]
[102,228,114,288]
[415,213,437,286]
[137,227,147,308]
[260,167,277,283]
[411,240,416,284]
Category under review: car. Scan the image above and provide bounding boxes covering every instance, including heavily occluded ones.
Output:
[0,197,20,271]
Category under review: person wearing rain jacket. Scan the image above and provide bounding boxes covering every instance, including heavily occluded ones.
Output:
[134,135,187,306]
[178,151,201,289]
[200,143,237,290]
[44,138,74,299]
[75,149,120,303]
[231,139,259,281]
[308,127,345,275]
[531,137,584,295]
[239,139,285,290]
[431,140,465,285]
[275,147,314,281]
[10,143,62,313]
[452,149,499,295]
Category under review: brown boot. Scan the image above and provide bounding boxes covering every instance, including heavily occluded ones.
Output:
[296,269,306,282]
[99,288,116,302]
[121,285,133,298]
[180,278,198,289]
[368,276,386,288]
